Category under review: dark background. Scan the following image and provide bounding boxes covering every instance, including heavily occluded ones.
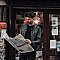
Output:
[6,0,60,8]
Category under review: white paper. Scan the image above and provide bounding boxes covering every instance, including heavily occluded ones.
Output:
[52,27,58,35]
[50,40,56,49]
[51,17,58,35]
[51,17,58,26]
[5,34,34,53]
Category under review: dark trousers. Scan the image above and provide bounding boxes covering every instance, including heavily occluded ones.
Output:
[19,51,36,60]
[56,52,60,60]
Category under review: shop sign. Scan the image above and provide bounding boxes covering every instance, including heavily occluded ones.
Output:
[52,27,58,35]
[51,16,58,35]
[0,22,7,29]
[50,40,56,49]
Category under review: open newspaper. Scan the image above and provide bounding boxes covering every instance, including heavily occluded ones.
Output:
[2,33,34,53]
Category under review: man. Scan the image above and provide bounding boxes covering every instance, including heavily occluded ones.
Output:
[19,17,41,60]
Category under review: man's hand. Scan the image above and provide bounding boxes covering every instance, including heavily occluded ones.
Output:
[25,39,31,44]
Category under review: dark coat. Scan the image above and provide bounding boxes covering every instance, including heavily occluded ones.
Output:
[20,24,41,50]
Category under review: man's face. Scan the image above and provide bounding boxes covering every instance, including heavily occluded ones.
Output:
[28,18,34,26]
[24,17,34,26]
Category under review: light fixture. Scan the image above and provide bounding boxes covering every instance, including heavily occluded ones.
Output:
[0,0,7,6]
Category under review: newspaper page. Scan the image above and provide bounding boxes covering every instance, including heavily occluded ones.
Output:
[5,34,34,53]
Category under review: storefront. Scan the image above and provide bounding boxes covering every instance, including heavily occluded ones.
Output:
[1,0,60,60]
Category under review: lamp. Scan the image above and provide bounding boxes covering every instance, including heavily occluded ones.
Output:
[0,0,7,6]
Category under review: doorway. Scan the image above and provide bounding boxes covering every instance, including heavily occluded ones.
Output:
[13,8,44,60]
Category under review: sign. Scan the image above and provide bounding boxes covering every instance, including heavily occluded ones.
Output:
[50,40,56,49]
[51,17,58,35]
[0,22,7,29]
[52,27,58,35]
[51,16,58,26]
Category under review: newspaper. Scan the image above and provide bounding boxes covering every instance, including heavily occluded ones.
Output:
[4,34,34,53]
